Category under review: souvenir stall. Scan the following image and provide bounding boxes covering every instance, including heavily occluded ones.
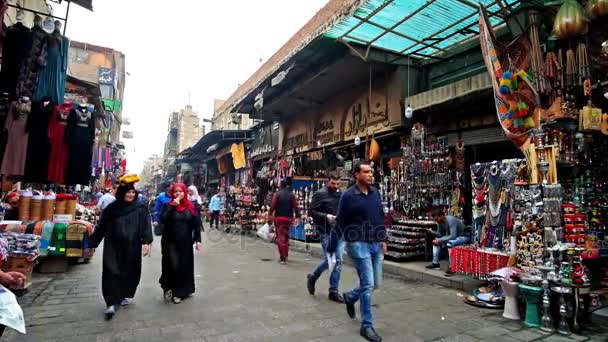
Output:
[289,176,327,242]
[452,3,608,333]
[0,189,95,281]
[381,124,465,259]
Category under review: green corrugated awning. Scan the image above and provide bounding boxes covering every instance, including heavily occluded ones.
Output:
[324,0,521,60]
[102,98,122,113]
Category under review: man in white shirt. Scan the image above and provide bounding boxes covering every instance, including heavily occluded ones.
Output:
[96,184,117,215]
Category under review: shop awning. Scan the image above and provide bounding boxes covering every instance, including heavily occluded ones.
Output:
[68,0,94,11]
[324,0,521,60]
[190,130,253,160]
[409,72,492,110]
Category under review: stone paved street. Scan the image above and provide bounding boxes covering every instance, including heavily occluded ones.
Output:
[4,229,608,342]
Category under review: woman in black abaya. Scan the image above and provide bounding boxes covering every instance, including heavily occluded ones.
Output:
[160,182,202,304]
[89,175,153,319]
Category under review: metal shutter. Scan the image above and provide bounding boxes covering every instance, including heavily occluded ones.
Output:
[441,126,507,147]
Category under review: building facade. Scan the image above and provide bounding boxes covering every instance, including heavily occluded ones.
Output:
[176,105,204,153]
[211,98,254,131]
[68,40,126,145]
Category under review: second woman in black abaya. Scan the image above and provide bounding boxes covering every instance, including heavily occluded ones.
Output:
[159,182,202,304]
[89,180,153,319]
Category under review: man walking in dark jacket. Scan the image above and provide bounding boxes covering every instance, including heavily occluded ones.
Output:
[328,161,386,342]
[306,173,345,303]
[269,179,299,264]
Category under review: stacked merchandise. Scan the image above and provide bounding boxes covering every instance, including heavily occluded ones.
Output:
[399,130,459,219]
[0,232,40,289]
[386,219,433,259]
[228,186,259,231]
[291,179,324,242]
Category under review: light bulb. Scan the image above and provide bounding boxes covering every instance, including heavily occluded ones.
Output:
[354,136,361,146]
[405,105,414,119]
[604,91,608,100]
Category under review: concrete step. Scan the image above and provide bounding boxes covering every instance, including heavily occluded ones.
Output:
[288,239,483,292]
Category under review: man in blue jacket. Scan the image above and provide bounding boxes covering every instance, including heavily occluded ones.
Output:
[152,183,171,235]
[327,161,386,342]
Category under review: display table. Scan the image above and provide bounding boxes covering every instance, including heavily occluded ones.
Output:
[450,246,510,278]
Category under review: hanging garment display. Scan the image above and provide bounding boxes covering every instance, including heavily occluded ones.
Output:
[0,22,30,97]
[65,105,95,185]
[0,97,32,176]
[231,142,246,169]
[16,24,48,99]
[24,97,55,183]
[0,95,11,166]
[47,102,72,184]
[33,31,69,104]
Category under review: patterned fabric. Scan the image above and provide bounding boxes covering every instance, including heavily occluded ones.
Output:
[478,8,538,152]
[16,26,47,99]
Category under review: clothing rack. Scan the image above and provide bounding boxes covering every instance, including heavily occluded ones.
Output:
[4,1,71,35]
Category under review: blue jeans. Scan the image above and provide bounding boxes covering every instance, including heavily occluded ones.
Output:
[344,241,384,328]
[311,235,345,293]
[432,236,471,266]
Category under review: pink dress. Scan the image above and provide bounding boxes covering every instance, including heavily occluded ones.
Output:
[47,104,71,184]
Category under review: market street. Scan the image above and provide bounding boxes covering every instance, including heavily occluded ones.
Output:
[1,230,606,342]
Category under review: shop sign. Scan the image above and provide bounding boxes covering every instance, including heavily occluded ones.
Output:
[313,116,340,146]
[251,124,276,158]
[284,132,308,151]
[343,73,402,141]
[98,68,115,85]
[53,214,73,223]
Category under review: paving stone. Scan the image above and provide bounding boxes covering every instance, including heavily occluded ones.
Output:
[541,335,579,342]
[2,231,607,342]
[508,328,546,341]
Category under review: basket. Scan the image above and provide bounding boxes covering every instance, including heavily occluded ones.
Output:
[40,199,55,221]
[66,200,77,217]
[0,256,34,289]
[54,200,66,215]
[29,197,42,221]
[18,194,31,221]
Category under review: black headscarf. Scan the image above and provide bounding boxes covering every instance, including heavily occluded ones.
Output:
[102,183,142,221]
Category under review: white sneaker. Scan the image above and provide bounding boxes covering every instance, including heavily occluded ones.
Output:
[120,298,133,306]
[104,305,116,320]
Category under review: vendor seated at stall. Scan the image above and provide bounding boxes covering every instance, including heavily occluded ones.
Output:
[2,192,19,220]
[426,209,471,276]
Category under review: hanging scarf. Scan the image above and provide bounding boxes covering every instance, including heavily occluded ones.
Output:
[170,182,197,215]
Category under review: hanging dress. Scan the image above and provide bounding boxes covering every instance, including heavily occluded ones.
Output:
[1,98,32,176]
[0,96,11,167]
[0,23,30,97]
[47,103,71,184]
[65,105,95,186]
[16,25,47,99]
[33,32,69,104]
[24,97,54,183]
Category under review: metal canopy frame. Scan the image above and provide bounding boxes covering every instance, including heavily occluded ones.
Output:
[6,1,72,35]
[328,0,520,62]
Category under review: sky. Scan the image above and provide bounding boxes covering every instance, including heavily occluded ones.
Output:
[51,0,330,173]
